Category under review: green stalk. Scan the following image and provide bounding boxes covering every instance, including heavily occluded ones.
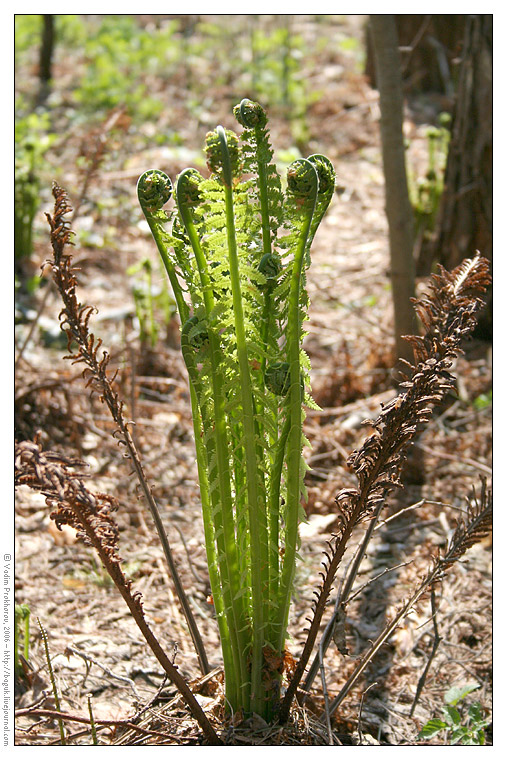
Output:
[38,619,66,745]
[177,169,251,711]
[216,126,269,713]
[181,322,237,706]
[275,159,318,655]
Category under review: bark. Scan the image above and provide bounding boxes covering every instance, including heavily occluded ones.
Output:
[38,15,55,103]
[370,15,416,363]
[429,15,492,338]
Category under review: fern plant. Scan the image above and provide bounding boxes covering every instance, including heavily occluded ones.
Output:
[137,99,334,719]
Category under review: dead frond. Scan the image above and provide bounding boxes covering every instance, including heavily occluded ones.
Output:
[14,440,221,745]
[279,254,491,722]
[44,182,209,676]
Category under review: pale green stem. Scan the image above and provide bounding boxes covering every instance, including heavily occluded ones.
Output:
[276,163,318,655]
[217,126,268,714]
[177,172,251,711]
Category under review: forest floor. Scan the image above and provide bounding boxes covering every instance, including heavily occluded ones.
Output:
[14,15,492,746]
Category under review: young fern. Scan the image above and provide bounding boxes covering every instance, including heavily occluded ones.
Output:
[138,100,334,720]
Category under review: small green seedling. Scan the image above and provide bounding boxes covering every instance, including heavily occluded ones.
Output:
[417,683,491,745]
[138,99,334,720]
[14,603,31,678]
[128,258,177,349]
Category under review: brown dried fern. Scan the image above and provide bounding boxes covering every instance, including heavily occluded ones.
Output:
[324,479,492,720]
[15,441,221,745]
[44,183,210,675]
[279,254,491,722]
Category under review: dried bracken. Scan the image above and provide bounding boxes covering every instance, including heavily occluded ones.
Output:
[14,439,221,745]
[44,182,209,676]
[279,254,491,722]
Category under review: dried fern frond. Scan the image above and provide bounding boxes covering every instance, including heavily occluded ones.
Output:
[279,254,491,722]
[15,440,220,745]
[324,478,492,719]
[44,183,209,675]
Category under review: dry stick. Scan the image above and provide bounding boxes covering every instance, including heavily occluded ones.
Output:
[409,585,442,717]
[16,441,220,744]
[318,636,334,745]
[303,500,384,694]
[16,707,184,743]
[87,695,98,745]
[65,488,219,742]
[45,185,210,676]
[15,280,53,371]
[357,681,377,744]
[66,645,142,700]
[322,563,441,721]
[279,471,381,723]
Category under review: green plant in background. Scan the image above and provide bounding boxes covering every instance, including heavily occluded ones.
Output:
[138,99,334,720]
[15,110,55,271]
[14,603,31,678]
[417,683,490,745]
[128,258,177,349]
[73,15,180,118]
[249,16,313,148]
[409,112,451,242]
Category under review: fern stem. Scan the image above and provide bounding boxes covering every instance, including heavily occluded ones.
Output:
[217,126,269,713]
[177,170,251,711]
[181,324,237,705]
[275,160,318,655]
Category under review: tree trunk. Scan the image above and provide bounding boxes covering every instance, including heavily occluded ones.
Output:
[370,15,416,363]
[365,15,467,96]
[429,15,492,338]
[38,14,55,103]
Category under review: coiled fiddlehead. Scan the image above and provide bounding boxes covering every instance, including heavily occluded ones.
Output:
[205,127,241,185]
[306,154,336,252]
[234,98,268,129]
[308,154,335,196]
[265,362,290,396]
[287,158,318,199]
[258,252,282,290]
[137,169,172,212]
[176,168,202,210]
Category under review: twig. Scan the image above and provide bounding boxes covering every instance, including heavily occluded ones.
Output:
[409,585,442,717]
[15,706,182,743]
[65,645,142,700]
[15,280,53,371]
[318,636,334,745]
[414,441,491,475]
[322,481,491,721]
[303,500,384,695]
[16,441,221,745]
[357,681,377,744]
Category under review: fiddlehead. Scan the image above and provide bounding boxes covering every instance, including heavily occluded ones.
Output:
[234,98,268,129]
[205,127,241,186]
[265,362,290,396]
[287,158,319,200]
[307,154,336,250]
[258,252,282,290]
[137,169,172,212]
